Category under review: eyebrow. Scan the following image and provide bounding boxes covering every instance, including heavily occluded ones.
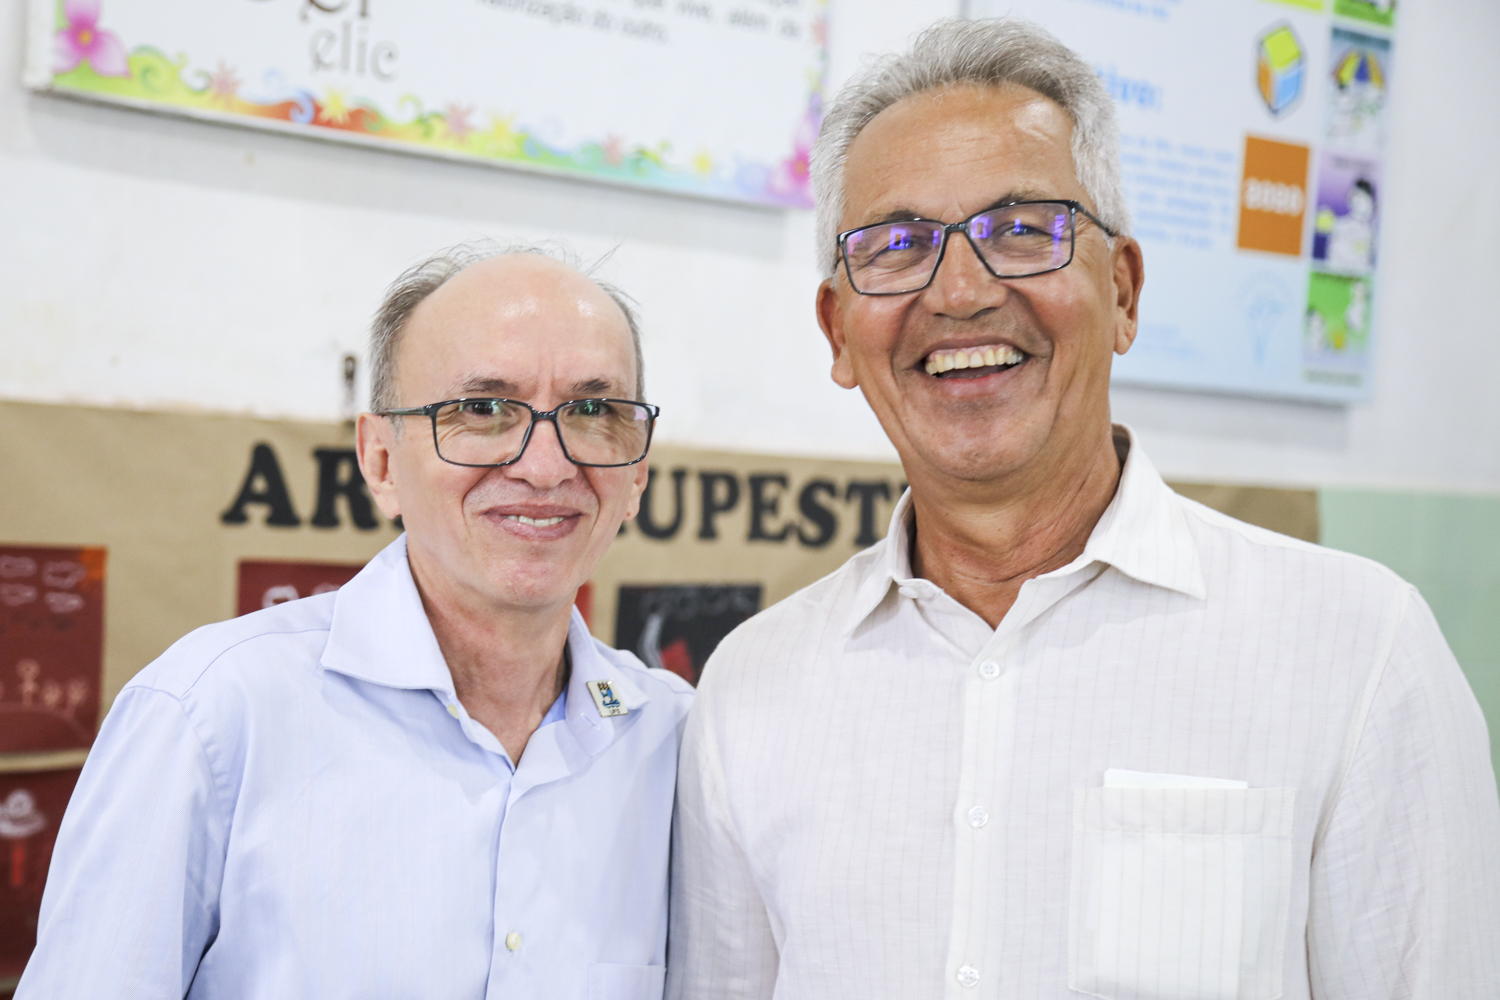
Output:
[454,375,517,397]
[860,190,1058,227]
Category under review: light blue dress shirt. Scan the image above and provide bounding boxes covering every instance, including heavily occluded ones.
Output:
[18,536,693,1000]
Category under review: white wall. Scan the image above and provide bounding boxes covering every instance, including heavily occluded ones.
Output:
[2,0,1496,493]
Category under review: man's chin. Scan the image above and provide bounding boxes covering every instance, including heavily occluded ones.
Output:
[892,412,1050,486]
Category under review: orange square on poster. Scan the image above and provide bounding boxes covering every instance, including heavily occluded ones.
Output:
[1237,135,1311,257]
[0,545,106,753]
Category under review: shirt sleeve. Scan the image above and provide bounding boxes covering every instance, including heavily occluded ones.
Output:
[666,691,780,1000]
[17,685,230,999]
[1307,587,1500,999]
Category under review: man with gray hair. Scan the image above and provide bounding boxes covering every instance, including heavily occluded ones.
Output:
[22,244,691,999]
[668,18,1500,1000]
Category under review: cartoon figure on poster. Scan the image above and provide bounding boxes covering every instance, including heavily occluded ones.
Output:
[1327,28,1390,155]
[1313,152,1381,276]
[0,545,106,754]
[1304,271,1373,379]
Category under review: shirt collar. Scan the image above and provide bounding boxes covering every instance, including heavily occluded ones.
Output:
[322,537,652,735]
[841,424,1205,635]
[322,534,456,694]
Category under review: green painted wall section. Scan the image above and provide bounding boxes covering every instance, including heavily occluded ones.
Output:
[1319,490,1500,778]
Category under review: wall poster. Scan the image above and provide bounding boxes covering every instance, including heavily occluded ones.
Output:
[0,545,105,755]
[0,766,81,986]
[975,0,1395,401]
[23,0,826,208]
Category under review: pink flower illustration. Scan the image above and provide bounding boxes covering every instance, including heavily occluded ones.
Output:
[208,62,241,109]
[445,103,475,141]
[55,0,130,78]
[602,134,625,167]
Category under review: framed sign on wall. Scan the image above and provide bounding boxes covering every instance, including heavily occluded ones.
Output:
[24,0,826,207]
[972,0,1395,402]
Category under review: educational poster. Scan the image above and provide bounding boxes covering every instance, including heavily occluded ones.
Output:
[236,560,362,617]
[0,545,105,753]
[977,0,1395,401]
[0,767,81,982]
[23,0,826,208]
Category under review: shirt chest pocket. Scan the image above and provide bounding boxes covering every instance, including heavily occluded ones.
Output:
[1068,787,1296,1000]
[587,963,665,1000]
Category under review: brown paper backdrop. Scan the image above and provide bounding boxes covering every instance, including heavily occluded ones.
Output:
[0,399,1317,720]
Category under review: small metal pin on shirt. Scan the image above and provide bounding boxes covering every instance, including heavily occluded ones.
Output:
[586,679,628,718]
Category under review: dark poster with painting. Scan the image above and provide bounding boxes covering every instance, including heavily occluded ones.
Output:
[614,584,762,686]
[0,768,82,982]
[236,560,364,618]
[0,546,106,753]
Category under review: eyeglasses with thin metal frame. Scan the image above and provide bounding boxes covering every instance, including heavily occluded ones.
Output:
[376,397,660,469]
[837,199,1118,296]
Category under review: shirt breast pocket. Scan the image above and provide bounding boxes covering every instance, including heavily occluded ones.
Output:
[587,963,665,1000]
[1068,786,1295,1000]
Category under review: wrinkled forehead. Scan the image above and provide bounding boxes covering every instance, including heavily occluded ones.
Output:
[397,257,636,401]
[842,83,1081,223]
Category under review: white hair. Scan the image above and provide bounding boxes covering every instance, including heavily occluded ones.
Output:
[810,16,1130,277]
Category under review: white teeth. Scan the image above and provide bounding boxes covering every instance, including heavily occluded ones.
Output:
[923,344,1026,375]
[510,515,564,526]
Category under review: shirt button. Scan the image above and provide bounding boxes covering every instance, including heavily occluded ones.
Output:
[898,585,922,599]
[447,703,460,718]
[967,806,990,828]
[505,931,522,951]
[978,659,1001,680]
[956,964,980,989]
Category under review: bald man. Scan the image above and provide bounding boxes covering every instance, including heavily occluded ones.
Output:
[21,245,691,1000]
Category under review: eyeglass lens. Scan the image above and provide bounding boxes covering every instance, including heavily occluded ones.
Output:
[843,202,1075,294]
[432,399,653,467]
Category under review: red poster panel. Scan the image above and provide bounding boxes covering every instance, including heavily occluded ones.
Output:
[0,767,82,982]
[236,560,363,617]
[0,546,106,753]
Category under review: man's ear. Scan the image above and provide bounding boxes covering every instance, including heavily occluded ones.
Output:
[816,279,858,389]
[622,454,650,522]
[1111,237,1146,356]
[356,412,403,521]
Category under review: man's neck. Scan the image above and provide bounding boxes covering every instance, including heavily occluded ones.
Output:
[407,555,573,764]
[909,424,1124,629]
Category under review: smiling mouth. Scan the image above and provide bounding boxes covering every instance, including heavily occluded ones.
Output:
[922,343,1028,378]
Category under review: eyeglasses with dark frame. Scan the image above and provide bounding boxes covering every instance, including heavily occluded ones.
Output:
[837,199,1118,296]
[376,397,660,469]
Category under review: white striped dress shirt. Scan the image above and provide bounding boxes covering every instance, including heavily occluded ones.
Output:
[667,427,1500,1000]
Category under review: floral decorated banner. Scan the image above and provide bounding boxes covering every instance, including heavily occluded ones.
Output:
[25,0,826,208]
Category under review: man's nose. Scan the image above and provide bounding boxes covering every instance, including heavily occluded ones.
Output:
[503,418,577,488]
[920,230,1010,318]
